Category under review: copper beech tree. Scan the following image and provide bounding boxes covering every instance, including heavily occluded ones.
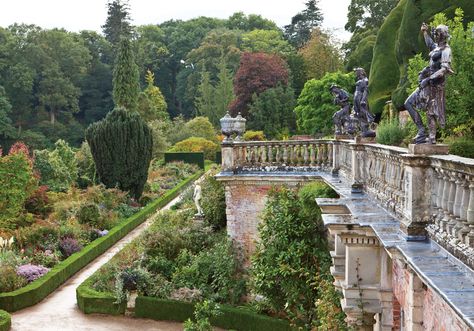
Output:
[229,52,289,117]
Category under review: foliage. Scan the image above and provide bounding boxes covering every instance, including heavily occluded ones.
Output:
[195,57,235,126]
[243,130,266,141]
[230,52,289,117]
[344,29,377,73]
[75,142,96,189]
[0,266,27,292]
[250,185,337,328]
[369,0,474,114]
[137,70,168,122]
[299,29,343,80]
[0,144,38,229]
[184,300,221,331]
[314,276,347,330]
[242,30,294,56]
[86,107,153,199]
[113,37,140,111]
[16,264,49,282]
[376,118,411,146]
[170,137,218,161]
[0,87,15,140]
[77,203,101,227]
[284,0,323,48]
[200,174,226,230]
[225,12,278,31]
[295,71,355,136]
[247,84,296,139]
[102,0,132,46]
[444,136,474,159]
[184,117,217,143]
[34,139,78,192]
[345,0,399,33]
[148,120,171,159]
[405,10,474,137]
[25,186,51,217]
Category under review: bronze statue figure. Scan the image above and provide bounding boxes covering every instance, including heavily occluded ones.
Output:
[404,23,453,144]
[353,68,375,137]
[330,84,354,135]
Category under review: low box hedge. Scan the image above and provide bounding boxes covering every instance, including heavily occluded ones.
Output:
[0,170,203,313]
[135,297,294,331]
[0,310,10,331]
[165,152,205,169]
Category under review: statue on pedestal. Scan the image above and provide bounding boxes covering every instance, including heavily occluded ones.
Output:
[330,84,355,136]
[193,184,204,217]
[404,23,453,144]
[353,68,375,137]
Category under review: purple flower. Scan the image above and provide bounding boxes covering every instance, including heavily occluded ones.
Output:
[59,237,83,258]
[16,264,49,282]
[95,229,109,237]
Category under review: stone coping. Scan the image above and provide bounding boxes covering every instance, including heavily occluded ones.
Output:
[317,173,474,330]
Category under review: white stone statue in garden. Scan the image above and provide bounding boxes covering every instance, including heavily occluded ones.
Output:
[193,184,204,216]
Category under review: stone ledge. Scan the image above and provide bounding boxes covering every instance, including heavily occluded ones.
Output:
[408,143,449,155]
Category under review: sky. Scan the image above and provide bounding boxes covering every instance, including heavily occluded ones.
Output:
[0,0,351,41]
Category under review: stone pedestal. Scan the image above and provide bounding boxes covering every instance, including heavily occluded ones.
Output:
[408,144,449,155]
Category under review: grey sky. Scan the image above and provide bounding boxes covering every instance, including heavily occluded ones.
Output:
[0,0,351,41]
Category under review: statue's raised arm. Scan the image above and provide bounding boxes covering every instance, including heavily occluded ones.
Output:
[421,23,436,51]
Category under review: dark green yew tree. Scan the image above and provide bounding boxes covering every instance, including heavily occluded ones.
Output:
[113,37,140,111]
[85,107,152,199]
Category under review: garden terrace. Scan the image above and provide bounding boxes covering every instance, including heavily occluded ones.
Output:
[217,138,474,330]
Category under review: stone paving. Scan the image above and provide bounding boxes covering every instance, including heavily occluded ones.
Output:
[11,191,189,331]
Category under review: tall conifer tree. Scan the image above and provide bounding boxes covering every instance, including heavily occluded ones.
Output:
[113,37,140,111]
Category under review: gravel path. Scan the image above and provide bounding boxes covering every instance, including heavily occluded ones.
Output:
[11,188,193,331]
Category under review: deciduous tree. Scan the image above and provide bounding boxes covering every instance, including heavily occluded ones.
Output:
[229,52,289,117]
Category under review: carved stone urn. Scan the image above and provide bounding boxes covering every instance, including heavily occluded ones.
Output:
[220,111,234,143]
[233,113,246,142]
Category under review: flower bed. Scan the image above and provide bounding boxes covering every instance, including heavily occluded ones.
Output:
[0,165,203,312]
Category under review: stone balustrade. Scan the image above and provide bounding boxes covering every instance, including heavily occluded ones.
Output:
[222,139,333,170]
[221,139,474,258]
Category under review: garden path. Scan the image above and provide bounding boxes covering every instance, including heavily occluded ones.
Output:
[11,186,194,331]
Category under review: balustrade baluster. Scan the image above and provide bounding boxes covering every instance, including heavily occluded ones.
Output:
[275,145,281,163]
[452,174,464,237]
[328,144,333,167]
[283,145,288,165]
[303,144,309,166]
[458,175,470,241]
[446,173,457,234]
[310,144,316,166]
[267,145,273,164]
[466,178,474,247]
[261,145,267,164]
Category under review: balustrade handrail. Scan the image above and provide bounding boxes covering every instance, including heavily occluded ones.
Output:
[226,139,334,147]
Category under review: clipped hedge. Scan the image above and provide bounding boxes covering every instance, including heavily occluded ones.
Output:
[165,152,205,169]
[0,310,10,331]
[135,297,294,331]
[0,170,203,313]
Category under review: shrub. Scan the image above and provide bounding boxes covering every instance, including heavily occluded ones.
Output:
[376,119,410,146]
[184,300,221,331]
[445,136,474,159]
[34,139,78,192]
[25,185,51,217]
[0,266,27,292]
[200,175,226,230]
[243,130,266,141]
[86,107,153,199]
[251,185,338,328]
[0,145,38,229]
[59,237,83,258]
[77,203,101,227]
[169,137,218,161]
[76,142,96,189]
[16,264,50,282]
[184,117,218,143]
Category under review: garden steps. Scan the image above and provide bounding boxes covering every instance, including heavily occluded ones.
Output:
[10,179,201,331]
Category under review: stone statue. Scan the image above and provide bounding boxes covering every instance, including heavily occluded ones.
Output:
[353,68,376,137]
[330,84,354,135]
[404,23,453,144]
[193,184,204,216]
